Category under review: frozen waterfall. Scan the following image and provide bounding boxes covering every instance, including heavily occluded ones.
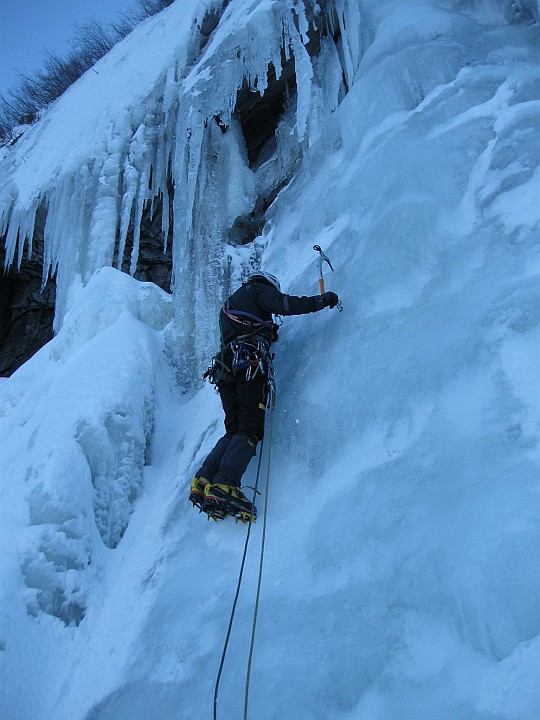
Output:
[0,0,354,386]
[0,1,539,719]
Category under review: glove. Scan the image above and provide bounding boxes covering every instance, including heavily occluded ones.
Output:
[321,291,339,309]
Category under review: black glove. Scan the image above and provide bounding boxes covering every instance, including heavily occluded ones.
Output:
[321,291,339,309]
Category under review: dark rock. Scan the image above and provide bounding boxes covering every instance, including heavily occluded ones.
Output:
[0,202,56,376]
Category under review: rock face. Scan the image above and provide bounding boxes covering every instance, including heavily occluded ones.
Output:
[0,205,55,376]
[0,201,173,377]
[117,192,174,291]
[0,272,56,377]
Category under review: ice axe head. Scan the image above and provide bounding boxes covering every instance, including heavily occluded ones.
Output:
[313,244,334,293]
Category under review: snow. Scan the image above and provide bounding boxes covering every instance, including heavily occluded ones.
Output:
[1,0,540,719]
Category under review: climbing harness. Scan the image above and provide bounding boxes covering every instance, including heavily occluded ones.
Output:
[204,292,278,387]
[313,244,343,311]
[213,394,275,720]
[223,299,275,330]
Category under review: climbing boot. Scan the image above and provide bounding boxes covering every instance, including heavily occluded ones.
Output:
[204,483,257,522]
[189,476,210,511]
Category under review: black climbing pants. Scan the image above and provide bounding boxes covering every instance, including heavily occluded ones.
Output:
[197,372,268,487]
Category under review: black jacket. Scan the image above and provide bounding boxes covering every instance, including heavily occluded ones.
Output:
[220,279,323,345]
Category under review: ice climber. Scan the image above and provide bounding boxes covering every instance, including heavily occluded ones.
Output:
[189,271,339,521]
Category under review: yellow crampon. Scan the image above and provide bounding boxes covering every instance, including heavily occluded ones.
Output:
[189,476,210,511]
[207,508,229,522]
[203,482,257,523]
[189,478,257,522]
[235,509,256,524]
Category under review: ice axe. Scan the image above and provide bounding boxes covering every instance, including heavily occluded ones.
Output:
[313,244,343,311]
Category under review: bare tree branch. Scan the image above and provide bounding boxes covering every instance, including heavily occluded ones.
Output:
[0,0,176,146]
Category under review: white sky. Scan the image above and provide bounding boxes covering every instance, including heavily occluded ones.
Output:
[0,0,136,96]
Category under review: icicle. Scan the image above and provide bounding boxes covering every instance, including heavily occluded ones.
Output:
[130,174,149,277]
[314,35,344,116]
[169,109,204,386]
[16,198,39,269]
[3,205,21,270]
[49,166,93,329]
[334,0,362,88]
[150,68,177,255]
[0,192,14,244]
[86,151,122,279]
[0,196,38,270]
[186,120,205,236]
[295,0,311,44]
[42,179,72,289]
[285,3,314,142]
[117,160,139,273]
[0,192,39,272]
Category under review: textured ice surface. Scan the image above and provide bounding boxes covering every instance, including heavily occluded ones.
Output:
[0,1,539,719]
[0,269,168,628]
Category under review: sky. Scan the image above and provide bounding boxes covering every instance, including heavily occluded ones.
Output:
[0,0,136,96]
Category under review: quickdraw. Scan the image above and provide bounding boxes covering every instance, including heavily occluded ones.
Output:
[232,337,276,401]
[203,346,233,385]
[232,338,269,378]
[204,336,275,400]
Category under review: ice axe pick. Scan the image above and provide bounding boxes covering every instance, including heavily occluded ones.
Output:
[313,244,343,311]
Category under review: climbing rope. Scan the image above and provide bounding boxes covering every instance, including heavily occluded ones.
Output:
[213,391,275,720]
[244,391,275,718]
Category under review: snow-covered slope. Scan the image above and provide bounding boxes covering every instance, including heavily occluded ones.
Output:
[1,1,539,719]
